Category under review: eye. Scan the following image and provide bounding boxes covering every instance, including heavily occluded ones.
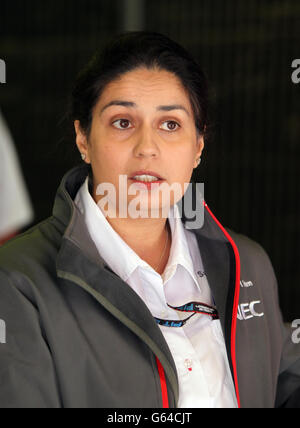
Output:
[112,118,133,130]
[160,120,181,132]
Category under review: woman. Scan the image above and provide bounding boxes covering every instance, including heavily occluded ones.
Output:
[0,31,299,409]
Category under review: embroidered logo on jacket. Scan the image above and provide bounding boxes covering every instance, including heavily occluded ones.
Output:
[240,279,254,288]
[237,301,264,321]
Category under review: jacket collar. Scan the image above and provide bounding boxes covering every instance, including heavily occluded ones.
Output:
[54,164,240,406]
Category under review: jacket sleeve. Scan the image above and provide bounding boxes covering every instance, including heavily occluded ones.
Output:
[275,320,300,408]
[266,245,300,408]
[0,270,61,408]
[242,233,300,408]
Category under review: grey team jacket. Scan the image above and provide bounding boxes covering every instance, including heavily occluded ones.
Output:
[0,164,299,408]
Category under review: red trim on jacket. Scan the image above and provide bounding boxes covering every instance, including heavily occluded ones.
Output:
[204,202,241,408]
[155,357,169,408]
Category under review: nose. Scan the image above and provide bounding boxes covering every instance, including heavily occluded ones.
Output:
[132,126,160,159]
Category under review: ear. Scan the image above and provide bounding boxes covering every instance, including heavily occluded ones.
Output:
[193,134,205,169]
[74,120,91,164]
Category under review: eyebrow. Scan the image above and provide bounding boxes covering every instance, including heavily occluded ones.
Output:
[100,100,190,116]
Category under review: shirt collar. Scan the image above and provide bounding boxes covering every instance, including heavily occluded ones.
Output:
[74,177,201,290]
[165,204,201,288]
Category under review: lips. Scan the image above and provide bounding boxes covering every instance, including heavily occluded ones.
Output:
[129,170,164,180]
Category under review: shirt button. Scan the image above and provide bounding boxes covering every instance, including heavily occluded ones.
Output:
[184,358,193,372]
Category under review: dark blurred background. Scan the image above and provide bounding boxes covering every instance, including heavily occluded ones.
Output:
[0,0,299,321]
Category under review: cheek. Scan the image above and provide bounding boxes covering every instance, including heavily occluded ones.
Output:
[91,143,128,181]
[89,138,112,165]
[172,161,195,189]
[169,148,196,176]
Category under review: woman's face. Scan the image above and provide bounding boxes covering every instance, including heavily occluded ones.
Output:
[75,67,204,217]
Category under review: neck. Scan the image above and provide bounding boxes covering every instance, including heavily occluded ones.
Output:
[103,215,172,275]
[90,182,173,274]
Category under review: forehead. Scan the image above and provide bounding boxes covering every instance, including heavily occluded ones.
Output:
[98,67,192,108]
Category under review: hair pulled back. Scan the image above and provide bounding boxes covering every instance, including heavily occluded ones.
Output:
[71,31,210,138]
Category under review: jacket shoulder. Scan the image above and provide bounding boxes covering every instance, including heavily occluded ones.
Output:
[0,216,62,274]
[226,227,278,287]
[226,227,270,258]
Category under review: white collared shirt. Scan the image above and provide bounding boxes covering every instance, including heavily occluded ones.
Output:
[75,178,237,408]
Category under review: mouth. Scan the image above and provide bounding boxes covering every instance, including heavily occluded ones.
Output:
[129,178,165,184]
[129,171,165,188]
[129,171,164,182]
[130,178,165,190]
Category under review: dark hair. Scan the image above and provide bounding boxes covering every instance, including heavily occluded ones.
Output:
[70,31,211,139]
